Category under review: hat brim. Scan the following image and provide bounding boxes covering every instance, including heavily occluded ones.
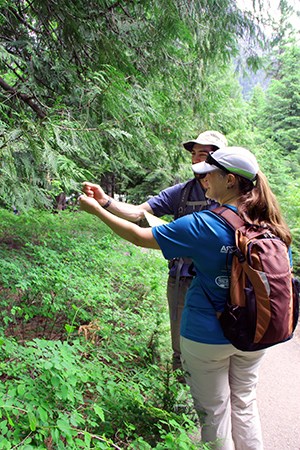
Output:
[183,140,197,151]
[192,161,218,175]
[183,139,217,151]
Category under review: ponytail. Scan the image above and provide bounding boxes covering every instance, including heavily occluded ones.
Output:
[236,171,292,246]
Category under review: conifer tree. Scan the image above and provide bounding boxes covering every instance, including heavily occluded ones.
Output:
[0,0,267,209]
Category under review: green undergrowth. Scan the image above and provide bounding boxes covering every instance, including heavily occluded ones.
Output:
[0,209,206,449]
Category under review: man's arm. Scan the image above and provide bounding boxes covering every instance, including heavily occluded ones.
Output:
[82,182,153,223]
[79,195,160,249]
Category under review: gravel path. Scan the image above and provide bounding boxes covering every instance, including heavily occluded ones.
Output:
[257,324,300,450]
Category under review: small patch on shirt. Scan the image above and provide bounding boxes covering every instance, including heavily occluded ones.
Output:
[215,276,229,289]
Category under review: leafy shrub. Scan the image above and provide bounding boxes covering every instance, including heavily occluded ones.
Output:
[0,209,165,340]
[0,336,200,449]
[0,209,205,448]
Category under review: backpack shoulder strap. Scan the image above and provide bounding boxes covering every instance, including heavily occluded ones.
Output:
[176,179,196,219]
[212,206,245,231]
[212,206,274,241]
[176,179,207,219]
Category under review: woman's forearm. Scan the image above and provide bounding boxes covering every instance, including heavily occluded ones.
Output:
[79,196,160,249]
[105,199,152,223]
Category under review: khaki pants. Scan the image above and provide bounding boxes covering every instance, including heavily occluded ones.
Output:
[167,276,192,370]
[181,337,266,450]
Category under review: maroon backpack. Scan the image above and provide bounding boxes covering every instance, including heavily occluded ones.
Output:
[211,206,300,351]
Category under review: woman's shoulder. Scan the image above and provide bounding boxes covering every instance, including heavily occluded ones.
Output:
[192,208,236,234]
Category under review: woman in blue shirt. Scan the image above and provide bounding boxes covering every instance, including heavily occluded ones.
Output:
[79,147,292,450]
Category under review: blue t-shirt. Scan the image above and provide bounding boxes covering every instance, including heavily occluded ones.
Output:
[152,207,237,345]
[148,179,215,277]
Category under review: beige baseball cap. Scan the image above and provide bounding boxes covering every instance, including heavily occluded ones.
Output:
[183,130,228,152]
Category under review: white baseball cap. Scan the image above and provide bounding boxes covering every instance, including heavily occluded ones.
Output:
[192,147,259,181]
[183,130,228,152]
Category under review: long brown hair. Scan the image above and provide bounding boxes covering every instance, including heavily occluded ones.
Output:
[236,171,292,246]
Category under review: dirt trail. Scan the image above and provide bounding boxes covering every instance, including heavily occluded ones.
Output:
[257,325,300,450]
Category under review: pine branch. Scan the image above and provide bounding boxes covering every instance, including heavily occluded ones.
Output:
[5,63,26,83]
[106,1,127,12]
[0,77,47,119]
[8,6,41,34]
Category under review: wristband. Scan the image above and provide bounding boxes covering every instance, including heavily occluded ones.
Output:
[102,198,112,209]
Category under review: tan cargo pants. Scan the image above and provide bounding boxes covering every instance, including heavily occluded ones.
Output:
[180,337,266,449]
